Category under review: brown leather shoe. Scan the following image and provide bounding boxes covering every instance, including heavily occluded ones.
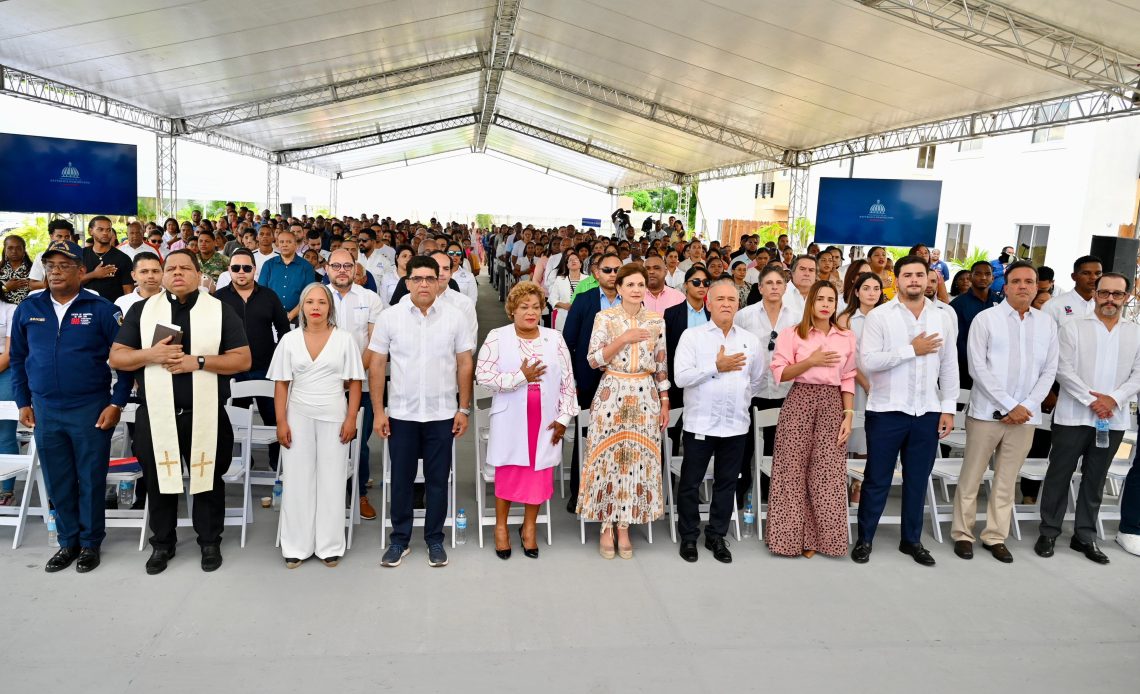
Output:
[359,496,377,521]
[983,542,1014,563]
[954,540,974,559]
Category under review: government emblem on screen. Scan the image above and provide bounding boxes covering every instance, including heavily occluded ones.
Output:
[50,162,89,186]
[859,199,892,223]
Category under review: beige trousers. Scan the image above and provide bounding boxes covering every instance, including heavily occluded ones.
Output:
[951,417,1035,544]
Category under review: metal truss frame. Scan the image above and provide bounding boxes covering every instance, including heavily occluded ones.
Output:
[474,0,522,152]
[856,0,1140,100]
[329,175,339,217]
[156,135,178,219]
[179,53,484,132]
[793,89,1135,166]
[267,160,280,214]
[493,114,683,183]
[786,167,809,226]
[509,54,790,162]
[280,113,479,163]
[1,64,172,132]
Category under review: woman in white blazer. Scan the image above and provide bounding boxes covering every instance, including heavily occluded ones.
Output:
[547,252,585,332]
[475,282,579,559]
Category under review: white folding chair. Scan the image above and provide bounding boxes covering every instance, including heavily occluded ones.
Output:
[379,412,458,550]
[662,407,741,543]
[749,406,781,542]
[104,405,150,550]
[218,405,255,547]
[0,401,49,549]
[473,385,552,549]
[846,456,908,540]
[1096,456,1134,540]
[228,379,279,488]
[575,409,655,544]
[926,457,995,543]
[274,409,363,551]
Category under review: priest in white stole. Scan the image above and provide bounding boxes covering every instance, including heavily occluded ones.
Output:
[110,250,251,575]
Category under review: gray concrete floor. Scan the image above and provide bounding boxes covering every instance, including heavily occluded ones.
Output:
[2,277,1139,693]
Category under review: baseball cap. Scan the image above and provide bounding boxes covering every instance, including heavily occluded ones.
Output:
[40,240,83,262]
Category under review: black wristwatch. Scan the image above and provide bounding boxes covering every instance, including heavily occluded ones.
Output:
[197,356,206,371]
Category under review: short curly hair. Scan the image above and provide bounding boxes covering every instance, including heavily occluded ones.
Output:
[506,280,546,318]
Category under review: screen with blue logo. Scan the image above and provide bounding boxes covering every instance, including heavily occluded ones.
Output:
[815,177,941,247]
[581,217,602,229]
[0,134,138,215]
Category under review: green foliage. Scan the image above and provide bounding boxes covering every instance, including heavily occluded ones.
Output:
[686,182,699,233]
[789,217,814,251]
[137,197,157,221]
[475,213,495,229]
[312,207,331,217]
[756,223,786,245]
[885,247,910,262]
[951,246,991,273]
[6,216,51,260]
[168,199,259,223]
[629,191,652,212]
[628,188,677,214]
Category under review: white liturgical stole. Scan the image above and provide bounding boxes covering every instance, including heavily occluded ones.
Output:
[139,291,222,494]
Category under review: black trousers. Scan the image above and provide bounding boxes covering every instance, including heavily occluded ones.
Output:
[134,407,234,550]
[740,396,783,504]
[678,432,746,542]
[1039,423,1123,543]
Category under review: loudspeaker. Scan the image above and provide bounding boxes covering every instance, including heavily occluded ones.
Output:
[280,203,293,219]
[1089,235,1140,276]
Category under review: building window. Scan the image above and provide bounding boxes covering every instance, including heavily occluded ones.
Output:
[757,171,775,198]
[945,223,971,260]
[917,144,936,169]
[1032,101,1069,143]
[958,139,982,152]
[1016,224,1050,266]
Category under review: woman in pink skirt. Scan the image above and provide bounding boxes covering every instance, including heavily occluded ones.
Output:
[476,281,579,559]
[768,280,857,558]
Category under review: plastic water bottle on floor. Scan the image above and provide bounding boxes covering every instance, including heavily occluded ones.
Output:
[118,480,133,507]
[456,509,467,545]
[742,494,756,539]
[272,480,282,510]
[1095,418,1110,448]
[47,510,58,548]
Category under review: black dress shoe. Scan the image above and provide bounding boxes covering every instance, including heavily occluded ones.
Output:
[851,540,872,564]
[899,542,936,566]
[201,545,223,572]
[1070,536,1110,564]
[983,542,1013,563]
[679,540,698,563]
[953,540,974,559]
[76,547,101,573]
[45,546,79,573]
[565,496,578,514]
[146,547,175,575]
[704,536,732,563]
[518,527,538,559]
[1034,535,1055,558]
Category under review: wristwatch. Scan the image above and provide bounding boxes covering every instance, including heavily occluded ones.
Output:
[457,407,471,416]
[197,356,206,371]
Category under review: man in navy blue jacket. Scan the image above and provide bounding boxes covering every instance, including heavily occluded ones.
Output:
[11,241,132,574]
[562,253,622,512]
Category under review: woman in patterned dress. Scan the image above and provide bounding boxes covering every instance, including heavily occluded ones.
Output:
[767,280,857,558]
[577,264,670,559]
[476,282,578,560]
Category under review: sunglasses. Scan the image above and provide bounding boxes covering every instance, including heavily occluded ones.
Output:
[229,264,254,273]
[599,266,620,274]
[446,250,464,257]
[688,278,712,288]
[768,330,778,352]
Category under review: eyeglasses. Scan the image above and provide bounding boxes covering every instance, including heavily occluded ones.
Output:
[768,330,777,352]
[1096,290,1128,300]
[229,264,254,273]
[599,267,620,274]
[446,251,464,257]
[44,262,77,273]
[407,276,436,285]
[688,278,711,288]
[327,262,354,272]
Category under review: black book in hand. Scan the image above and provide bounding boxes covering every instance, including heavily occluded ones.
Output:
[151,322,183,347]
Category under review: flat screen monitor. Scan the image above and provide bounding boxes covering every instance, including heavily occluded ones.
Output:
[0,133,138,215]
[814,177,941,247]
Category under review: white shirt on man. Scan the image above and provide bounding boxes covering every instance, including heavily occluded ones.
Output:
[673,321,766,437]
[368,297,475,422]
[859,297,960,416]
[115,288,151,315]
[733,301,800,400]
[452,267,478,303]
[966,302,1058,426]
[1043,288,1095,326]
[1053,313,1140,430]
[331,283,384,393]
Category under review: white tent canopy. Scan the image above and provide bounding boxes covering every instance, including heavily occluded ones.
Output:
[1,0,1137,207]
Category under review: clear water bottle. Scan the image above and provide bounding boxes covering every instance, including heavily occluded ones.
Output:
[47,510,58,548]
[1095,418,1110,448]
[118,480,133,507]
[272,480,282,510]
[455,508,467,545]
[742,493,756,539]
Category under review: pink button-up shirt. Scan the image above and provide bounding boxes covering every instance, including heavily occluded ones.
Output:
[642,286,685,314]
[770,324,858,394]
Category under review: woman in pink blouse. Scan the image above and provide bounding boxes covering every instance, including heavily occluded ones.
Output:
[476,282,579,559]
[768,280,857,558]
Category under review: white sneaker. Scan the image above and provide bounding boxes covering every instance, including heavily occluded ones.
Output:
[1115,532,1140,556]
